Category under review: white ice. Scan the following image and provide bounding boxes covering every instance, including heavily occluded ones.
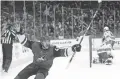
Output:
[1,49,120,79]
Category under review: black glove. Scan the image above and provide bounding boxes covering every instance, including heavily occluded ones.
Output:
[72,44,81,52]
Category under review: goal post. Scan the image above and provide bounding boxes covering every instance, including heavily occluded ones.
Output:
[89,36,92,68]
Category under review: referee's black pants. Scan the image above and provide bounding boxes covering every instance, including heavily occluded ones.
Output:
[2,43,13,72]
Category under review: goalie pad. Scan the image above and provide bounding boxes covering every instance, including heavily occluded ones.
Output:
[97,44,111,54]
[96,44,113,63]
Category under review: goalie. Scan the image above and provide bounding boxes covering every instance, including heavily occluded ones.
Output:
[102,26,115,50]
[93,26,114,65]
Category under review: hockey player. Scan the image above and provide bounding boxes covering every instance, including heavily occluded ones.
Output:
[97,44,112,64]
[102,26,115,50]
[14,35,81,79]
[96,26,114,65]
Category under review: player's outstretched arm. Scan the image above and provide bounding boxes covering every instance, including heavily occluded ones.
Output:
[53,44,81,57]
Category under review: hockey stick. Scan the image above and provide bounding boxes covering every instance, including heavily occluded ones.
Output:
[66,1,102,69]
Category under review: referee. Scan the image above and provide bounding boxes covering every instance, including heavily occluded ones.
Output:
[1,24,18,72]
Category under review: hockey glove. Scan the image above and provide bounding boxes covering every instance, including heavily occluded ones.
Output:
[72,44,81,52]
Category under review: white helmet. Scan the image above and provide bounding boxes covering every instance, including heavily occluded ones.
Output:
[104,26,109,31]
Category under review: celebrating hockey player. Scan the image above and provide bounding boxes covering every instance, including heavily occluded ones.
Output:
[14,35,81,79]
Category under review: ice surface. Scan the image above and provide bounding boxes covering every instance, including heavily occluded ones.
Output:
[1,43,120,79]
[92,50,120,69]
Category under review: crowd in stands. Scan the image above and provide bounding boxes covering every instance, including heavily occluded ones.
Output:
[1,1,120,41]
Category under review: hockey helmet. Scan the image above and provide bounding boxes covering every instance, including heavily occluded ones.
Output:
[104,26,109,31]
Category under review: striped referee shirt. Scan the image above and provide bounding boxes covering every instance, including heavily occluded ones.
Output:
[1,29,16,44]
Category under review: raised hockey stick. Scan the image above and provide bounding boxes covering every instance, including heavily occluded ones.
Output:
[66,0,102,69]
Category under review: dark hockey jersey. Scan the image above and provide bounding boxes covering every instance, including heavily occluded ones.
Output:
[21,37,81,70]
[31,42,67,70]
